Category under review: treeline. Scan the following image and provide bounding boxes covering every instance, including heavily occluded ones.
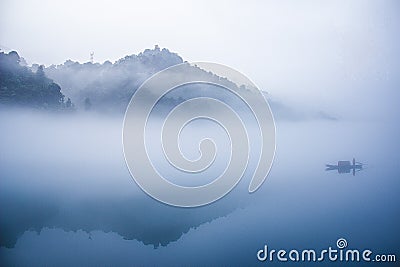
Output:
[45,45,184,112]
[0,51,73,110]
[0,47,244,113]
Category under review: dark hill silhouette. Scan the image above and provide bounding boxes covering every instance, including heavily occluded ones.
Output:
[0,51,72,110]
[1,47,335,120]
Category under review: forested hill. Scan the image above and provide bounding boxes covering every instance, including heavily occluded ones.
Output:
[0,51,72,110]
[45,45,183,112]
[0,47,335,120]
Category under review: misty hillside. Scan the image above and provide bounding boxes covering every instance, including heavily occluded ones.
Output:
[43,46,336,120]
[0,51,73,110]
[1,47,335,120]
[44,45,184,112]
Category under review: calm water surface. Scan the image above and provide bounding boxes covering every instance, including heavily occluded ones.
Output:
[0,111,399,266]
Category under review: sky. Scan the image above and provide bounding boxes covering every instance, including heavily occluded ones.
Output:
[1,0,399,119]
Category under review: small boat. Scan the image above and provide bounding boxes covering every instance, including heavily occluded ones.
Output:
[326,158,363,176]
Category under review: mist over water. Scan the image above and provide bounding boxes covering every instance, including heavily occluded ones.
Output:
[0,108,398,266]
[1,0,399,264]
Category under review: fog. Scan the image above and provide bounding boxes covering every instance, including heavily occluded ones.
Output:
[1,0,399,120]
[1,0,400,265]
[0,108,399,266]
[0,109,244,248]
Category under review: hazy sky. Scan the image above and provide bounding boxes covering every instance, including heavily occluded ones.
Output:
[1,0,399,119]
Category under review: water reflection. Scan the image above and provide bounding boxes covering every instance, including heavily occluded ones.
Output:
[1,112,399,267]
[0,110,246,249]
[325,158,363,176]
[0,192,239,249]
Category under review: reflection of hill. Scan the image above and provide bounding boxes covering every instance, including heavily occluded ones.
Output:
[0,193,239,249]
[0,109,250,249]
[0,192,59,248]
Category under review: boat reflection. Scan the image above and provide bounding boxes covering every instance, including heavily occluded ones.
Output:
[325,158,363,176]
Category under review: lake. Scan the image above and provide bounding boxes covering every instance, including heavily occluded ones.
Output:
[0,110,399,266]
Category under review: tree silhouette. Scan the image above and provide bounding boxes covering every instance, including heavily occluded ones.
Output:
[66,98,72,108]
[84,97,92,111]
